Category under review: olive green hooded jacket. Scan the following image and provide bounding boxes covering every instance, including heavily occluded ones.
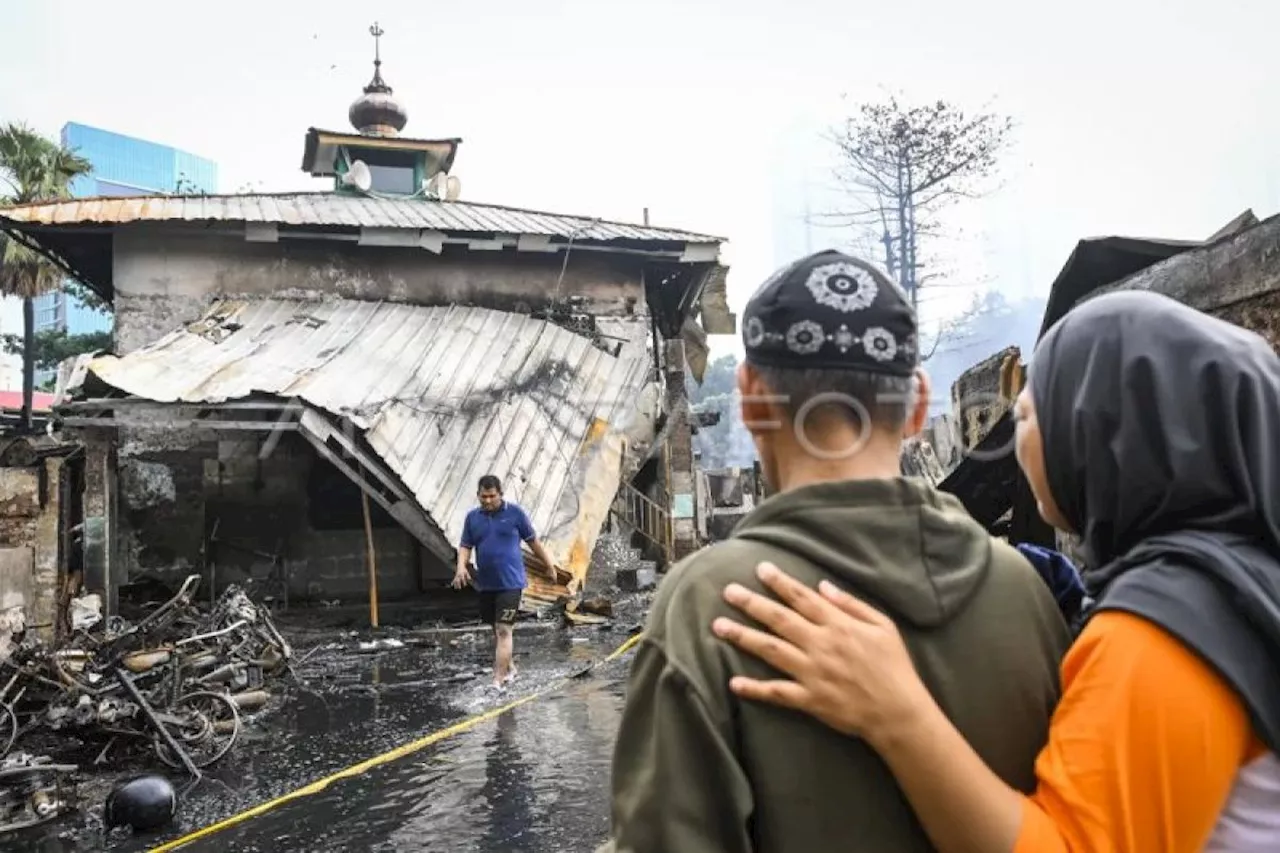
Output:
[600,477,1070,853]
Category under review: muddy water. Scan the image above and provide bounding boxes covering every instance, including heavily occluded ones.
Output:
[185,679,626,852]
[6,619,639,853]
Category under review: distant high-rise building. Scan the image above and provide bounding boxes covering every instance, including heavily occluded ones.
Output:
[31,123,218,383]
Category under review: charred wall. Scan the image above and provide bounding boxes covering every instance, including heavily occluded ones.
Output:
[662,339,698,560]
[700,466,761,541]
[951,345,1020,451]
[101,225,702,590]
[0,458,63,635]
[110,228,650,355]
[1212,289,1280,348]
[113,427,428,605]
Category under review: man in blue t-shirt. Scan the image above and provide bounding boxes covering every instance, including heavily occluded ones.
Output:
[453,474,561,688]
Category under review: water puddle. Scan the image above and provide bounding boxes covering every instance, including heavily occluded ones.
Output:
[185,677,629,852]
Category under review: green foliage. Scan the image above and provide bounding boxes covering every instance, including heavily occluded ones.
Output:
[0,123,94,299]
[1,328,111,371]
[171,173,217,197]
[65,279,111,315]
[0,122,95,425]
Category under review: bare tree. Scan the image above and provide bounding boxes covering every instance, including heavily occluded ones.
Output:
[819,95,1013,342]
[918,292,986,361]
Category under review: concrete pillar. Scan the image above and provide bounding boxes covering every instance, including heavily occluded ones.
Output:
[81,434,116,616]
[30,458,62,635]
[662,339,699,561]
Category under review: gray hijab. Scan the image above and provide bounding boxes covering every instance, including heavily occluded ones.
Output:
[1030,289,1280,750]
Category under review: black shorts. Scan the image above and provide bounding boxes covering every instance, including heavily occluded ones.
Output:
[478,589,522,626]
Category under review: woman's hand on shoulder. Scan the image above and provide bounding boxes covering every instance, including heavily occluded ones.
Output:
[711,561,934,747]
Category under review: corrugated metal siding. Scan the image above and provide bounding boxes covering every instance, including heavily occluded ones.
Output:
[88,299,651,559]
[1,192,722,244]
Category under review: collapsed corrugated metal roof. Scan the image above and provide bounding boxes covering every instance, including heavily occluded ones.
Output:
[77,298,655,597]
[0,191,724,243]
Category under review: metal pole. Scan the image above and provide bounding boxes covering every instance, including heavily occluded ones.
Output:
[113,668,201,779]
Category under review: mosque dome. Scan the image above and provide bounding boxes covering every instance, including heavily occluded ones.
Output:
[348,25,408,137]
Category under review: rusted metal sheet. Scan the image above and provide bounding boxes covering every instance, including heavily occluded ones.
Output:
[81,300,654,598]
[0,192,724,245]
[697,264,737,334]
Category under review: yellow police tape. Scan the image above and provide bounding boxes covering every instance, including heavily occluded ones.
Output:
[604,631,643,662]
[147,631,644,852]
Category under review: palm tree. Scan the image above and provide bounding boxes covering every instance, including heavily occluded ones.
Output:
[0,123,92,431]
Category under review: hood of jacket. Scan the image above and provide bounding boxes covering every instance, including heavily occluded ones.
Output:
[731,476,993,629]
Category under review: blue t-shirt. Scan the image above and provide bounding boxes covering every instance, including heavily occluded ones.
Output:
[460,501,536,591]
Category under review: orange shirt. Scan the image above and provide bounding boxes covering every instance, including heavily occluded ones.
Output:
[1014,610,1267,853]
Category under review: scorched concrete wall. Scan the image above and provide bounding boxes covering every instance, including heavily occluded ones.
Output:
[0,459,63,635]
[117,429,425,604]
[110,227,650,354]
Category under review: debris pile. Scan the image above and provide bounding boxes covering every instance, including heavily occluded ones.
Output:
[0,752,76,836]
[0,575,291,834]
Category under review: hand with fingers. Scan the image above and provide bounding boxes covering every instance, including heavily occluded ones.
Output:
[450,565,472,590]
[711,561,936,746]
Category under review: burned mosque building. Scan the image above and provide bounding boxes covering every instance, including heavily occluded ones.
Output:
[0,30,734,628]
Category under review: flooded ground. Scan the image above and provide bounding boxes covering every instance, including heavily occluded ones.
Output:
[6,532,652,853]
[9,616,640,853]
[179,666,627,853]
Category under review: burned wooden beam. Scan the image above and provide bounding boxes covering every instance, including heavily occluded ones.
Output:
[58,417,298,433]
[936,409,1019,530]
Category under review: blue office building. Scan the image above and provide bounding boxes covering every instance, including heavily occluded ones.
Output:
[33,124,218,370]
[60,123,218,201]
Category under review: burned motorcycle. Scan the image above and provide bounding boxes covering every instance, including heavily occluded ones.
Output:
[0,752,76,835]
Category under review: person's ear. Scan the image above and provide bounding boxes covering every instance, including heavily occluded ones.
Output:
[902,367,931,439]
[738,362,782,439]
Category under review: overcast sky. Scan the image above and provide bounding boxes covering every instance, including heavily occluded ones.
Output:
[2,0,1277,362]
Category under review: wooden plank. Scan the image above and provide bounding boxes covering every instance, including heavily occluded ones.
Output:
[295,424,453,566]
[59,417,298,432]
[936,410,1019,530]
[298,410,413,508]
[361,491,380,629]
[59,398,301,412]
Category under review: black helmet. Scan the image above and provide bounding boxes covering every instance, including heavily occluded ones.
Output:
[104,775,176,831]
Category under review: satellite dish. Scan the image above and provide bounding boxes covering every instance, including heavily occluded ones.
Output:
[445,175,461,201]
[342,159,372,192]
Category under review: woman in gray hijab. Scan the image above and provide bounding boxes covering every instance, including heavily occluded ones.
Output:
[712,290,1280,852]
